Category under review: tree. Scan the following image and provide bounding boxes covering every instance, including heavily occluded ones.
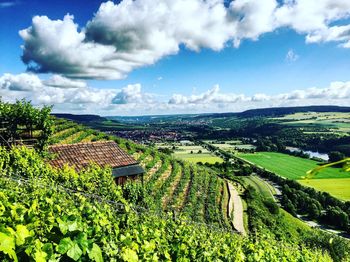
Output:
[328,151,345,163]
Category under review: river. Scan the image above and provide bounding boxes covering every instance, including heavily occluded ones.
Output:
[286,147,329,161]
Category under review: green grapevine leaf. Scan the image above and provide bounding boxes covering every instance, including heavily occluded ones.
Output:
[15,224,31,246]
[34,249,48,262]
[88,243,103,262]
[67,243,83,261]
[122,248,138,262]
[76,233,89,254]
[0,232,18,262]
[56,218,68,235]
[57,237,74,254]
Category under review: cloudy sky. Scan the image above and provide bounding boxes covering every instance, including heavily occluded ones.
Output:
[1,0,350,116]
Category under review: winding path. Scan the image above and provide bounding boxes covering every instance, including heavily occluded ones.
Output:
[227,182,246,236]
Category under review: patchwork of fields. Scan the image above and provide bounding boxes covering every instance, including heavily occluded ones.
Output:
[238,152,350,201]
[272,112,350,134]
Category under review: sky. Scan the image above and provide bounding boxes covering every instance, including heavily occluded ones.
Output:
[1,0,350,116]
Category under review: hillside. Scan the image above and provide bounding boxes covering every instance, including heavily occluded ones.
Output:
[103,105,350,124]
[1,102,350,261]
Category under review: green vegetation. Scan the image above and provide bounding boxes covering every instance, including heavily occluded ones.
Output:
[239,175,275,201]
[299,178,350,201]
[2,102,350,261]
[161,144,224,164]
[0,146,336,261]
[174,153,223,164]
[0,100,53,150]
[239,152,350,180]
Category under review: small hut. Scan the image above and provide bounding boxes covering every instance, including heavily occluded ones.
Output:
[48,141,144,185]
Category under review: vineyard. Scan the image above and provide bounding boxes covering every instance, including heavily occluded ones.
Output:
[0,107,348,261]
[49,117,229,228]
[0,146,333,261]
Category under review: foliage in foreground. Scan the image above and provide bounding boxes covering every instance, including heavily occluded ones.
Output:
[0,146,334,261]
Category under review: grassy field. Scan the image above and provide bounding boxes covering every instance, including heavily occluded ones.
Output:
[169,144,224,164]
[238,152,350,180]
[272,112,350,133]
[240,175,276,201]
[174,153,223,164]
[299,178,350,201]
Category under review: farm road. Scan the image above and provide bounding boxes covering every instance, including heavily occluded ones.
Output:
[227,182,246,236]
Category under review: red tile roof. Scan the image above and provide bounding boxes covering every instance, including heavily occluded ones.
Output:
[48,141,138,171]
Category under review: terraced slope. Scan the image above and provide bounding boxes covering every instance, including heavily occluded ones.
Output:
[51,117,230,227]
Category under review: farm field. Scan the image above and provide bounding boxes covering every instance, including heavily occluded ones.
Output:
[174,152,223,164]
[299,178,350,201]
[238,152,350,180]
[159,143,224,164]
[272,112,350,121]
[205,140,256,151]
[272,112,350,133]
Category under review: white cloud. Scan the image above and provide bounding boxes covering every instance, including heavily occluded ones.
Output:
[112,84,154,104]
[285,49,299,62]
[0,73,155,113]
[19,0,350,80]
[0,73,42,91]
[167,82,350,113]
[1,73,350,115]
[43,75,87,89]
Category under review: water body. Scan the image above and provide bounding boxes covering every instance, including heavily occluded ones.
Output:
[286,147,329,161]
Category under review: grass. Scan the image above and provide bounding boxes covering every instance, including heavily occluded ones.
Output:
[174,153,223,164]
[238,152,350,180]
[299,178,350,201]
[240,175,275,201]
[272,112,350,133]
[170,144,223,164]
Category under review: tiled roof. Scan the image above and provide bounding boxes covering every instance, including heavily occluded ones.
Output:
[48,141,138,171]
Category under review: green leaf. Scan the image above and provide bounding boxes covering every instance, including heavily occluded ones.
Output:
[88,243,103,262]
[56,217,68,235]
[42,243,54,258]
[0,232,18,262]
[34,249,47,262]
[67,220,79,232]
[76,233,89,254]
[121,248,138,262]
[67,243,83,261]
[15,225,31,246]
[57,237,74,254]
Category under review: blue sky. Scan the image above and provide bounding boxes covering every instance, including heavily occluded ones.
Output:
[1,0,350,115]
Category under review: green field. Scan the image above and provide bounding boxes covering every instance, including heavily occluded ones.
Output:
[174,153,223,164]
[238,152,350,180]
[170,144,223,164]
[272,112,350,133]
[240,175,276,201]
[299,178,350,201]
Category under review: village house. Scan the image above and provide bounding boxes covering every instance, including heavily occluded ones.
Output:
[48,141,144,185]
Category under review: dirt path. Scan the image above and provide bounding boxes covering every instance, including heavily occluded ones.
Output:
[227,182,246,236]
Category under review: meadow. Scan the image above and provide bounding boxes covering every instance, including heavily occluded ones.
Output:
[238,152,350,201]
[272,112,350,133]
[299,178,350,201]
[238,152,350,180]
[172,144,223,164]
